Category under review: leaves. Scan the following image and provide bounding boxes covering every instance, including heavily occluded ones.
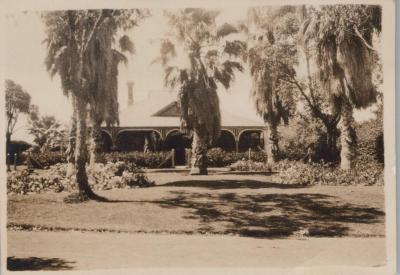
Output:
[119,35,135,54]
[5,80,31,136]
[216,23,238,38]
[300,5,381,108]
[159,9,244,145]
[223,40,247,58]
[42,9,149,126]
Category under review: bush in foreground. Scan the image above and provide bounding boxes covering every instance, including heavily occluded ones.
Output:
[229,159,383,186]
[101,151,172,168]
[7,162,154,195]
[207,148,267,167]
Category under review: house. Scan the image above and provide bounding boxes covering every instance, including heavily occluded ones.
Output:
[100,88,265,165]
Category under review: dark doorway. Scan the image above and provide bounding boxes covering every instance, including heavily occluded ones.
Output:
[100,131,113,152]
[214,130,236,151]
[238,131,263,152]
[163,131,191,165]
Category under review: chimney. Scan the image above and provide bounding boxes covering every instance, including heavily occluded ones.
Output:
[127,81,134,107]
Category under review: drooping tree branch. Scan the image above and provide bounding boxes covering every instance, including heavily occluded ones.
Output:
[354,26,377,52]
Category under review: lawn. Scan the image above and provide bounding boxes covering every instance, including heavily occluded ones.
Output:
[8,171,385,238]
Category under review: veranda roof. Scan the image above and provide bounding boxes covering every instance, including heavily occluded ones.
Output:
[118,91,264,128]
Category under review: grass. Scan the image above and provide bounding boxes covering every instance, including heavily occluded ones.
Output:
[7,172,385,239]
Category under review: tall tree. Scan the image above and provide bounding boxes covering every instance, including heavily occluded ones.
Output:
[5,79,31,152]
[244,7,297,164]
[158,8,244,175]
[300,5,381,169]
[86,16,139,167]
[42,9,148,200]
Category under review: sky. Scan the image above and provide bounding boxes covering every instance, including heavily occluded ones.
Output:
[4,9,376,143]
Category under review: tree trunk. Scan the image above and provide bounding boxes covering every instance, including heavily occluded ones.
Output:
[74,97,96,198]
[326,125,339,161]
[263,119,279,165]
[6,132,11,171]
[339,100,357,170]
[89,117,102,169]
[66,96,77,178]
[189,128,208,175]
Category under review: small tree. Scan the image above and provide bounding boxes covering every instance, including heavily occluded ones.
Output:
[5,79,31,152]
[28,105,68,151]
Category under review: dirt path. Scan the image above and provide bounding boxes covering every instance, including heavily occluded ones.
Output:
[8,231,386,271]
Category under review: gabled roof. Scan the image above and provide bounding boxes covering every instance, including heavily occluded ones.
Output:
[118,91,264,128]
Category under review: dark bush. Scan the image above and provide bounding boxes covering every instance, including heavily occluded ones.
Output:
[272,160,383,186]
[356,116,384,165]
[207,148,267,167]
[279,117,339,162]
[28,151,67,168]
[101,151,172,168]
[6,140,32,165]
[7,162,154,194]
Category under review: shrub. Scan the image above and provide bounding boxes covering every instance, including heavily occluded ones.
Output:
[230,159,272,172]
[207,148,267,167]
[279,117,338,162]
[272,160,383,186]
[7,167,66,194]
[28,151,67,168]
[207,148,240,167]
[7,162,154,195]
[101,151,172,168]
[356,116,384,165]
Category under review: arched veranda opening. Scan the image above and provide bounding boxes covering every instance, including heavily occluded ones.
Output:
[214,130,237,152]
[115,130,161,152]
[238,130,263,152]
[163,130,192,166]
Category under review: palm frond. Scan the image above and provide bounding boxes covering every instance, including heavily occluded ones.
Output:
[216,23,238,39]
[214,61,243,89]
[119,35,135,54]
[223,40,247,58]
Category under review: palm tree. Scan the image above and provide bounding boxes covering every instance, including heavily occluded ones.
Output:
[86,28,136,167]
[157,9,244,175]
[244,7,298,164]
[42,9,147,199]
[300,5,381,170]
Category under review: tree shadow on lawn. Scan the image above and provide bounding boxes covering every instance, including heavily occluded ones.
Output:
[155,191,385,238]
[7,256,75,271]
[160,179,307,190]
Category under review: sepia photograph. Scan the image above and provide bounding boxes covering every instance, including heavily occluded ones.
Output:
[1,1,396,274]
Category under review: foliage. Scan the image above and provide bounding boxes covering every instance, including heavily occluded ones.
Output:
[158,8,243,145]
[279,115,339,162]
[7,168,66,194]
[28,151,67,168]
[207,147,267,167]
[272,160,383,186]
[301,5,381,108]
[42,9,149,197]
[356,106,384,165]
[230,159,272,172]
[28,105,68,150]
[228,155,383,186]
[246,7,298,123]
[5,79,31,141]
[101,151,173,168]
[7,162,154,195]
[207,148,238,167]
